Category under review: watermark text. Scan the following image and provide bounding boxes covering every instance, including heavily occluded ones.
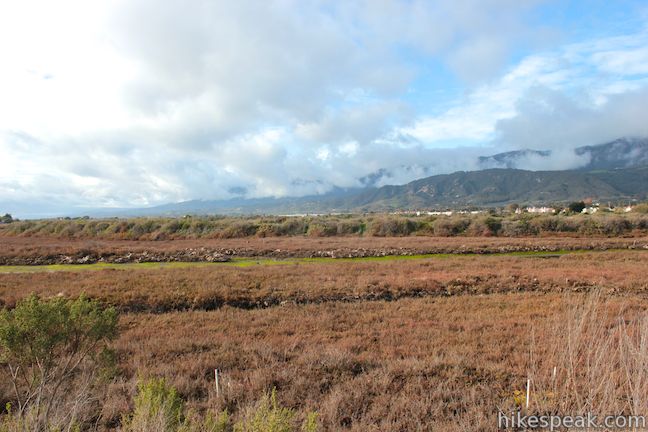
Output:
[498,411,646,430]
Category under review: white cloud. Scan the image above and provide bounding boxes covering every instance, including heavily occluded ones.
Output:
[592,47,648,75]
[496,85,648,151]
[1,1,648,215]
[404,26,648,155]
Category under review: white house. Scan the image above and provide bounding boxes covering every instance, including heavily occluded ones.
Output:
[526,206,556,214]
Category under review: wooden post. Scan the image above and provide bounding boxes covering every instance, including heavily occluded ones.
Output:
[214,369,220,397]
[526,378,530,409]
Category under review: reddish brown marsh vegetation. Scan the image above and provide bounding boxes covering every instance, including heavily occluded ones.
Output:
[2,240,648,430]
[0,235,647,264]
[106,293,648,430]
[0,251,645,311]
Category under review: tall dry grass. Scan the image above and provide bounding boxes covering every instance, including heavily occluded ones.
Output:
[506,291,648,419]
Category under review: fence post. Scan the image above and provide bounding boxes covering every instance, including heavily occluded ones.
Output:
[215,368,220,398]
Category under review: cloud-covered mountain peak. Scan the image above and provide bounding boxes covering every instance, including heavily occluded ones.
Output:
[478,137,648,171]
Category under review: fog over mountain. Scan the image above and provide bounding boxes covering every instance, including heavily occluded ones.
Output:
[478,137,648,171]
[38,137,645,218]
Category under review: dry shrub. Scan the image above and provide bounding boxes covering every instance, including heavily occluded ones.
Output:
[317,358,499,431]
[600,216,633,236]
[368,218,417,237]
[3,213,644,240]
[499,219,539,237]
[306,223,337,237]
[221,222,259,239]
[432,218,470,236]
[633,204,648,214]
[466,217,502,236]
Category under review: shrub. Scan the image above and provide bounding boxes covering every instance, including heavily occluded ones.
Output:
[162,220,183,235]
[468,216,502,236]
[234,388,317,432]
[278,219,308,236]
[0,294,118,430]
[600,216,632,236]
[433,218,470,236]
[306,223,337,237]
[221,222,258,238]
[59,222,82,238]
[633,215,648,230]
[413,220,434,235]
[368,218,417,236]
[568,201,586,213]
[182,410,230,432]
[335,221,363,236]
[120,381,314,432]
[532,216,579,233]
[499,218,539,236]
[122,378,185,432]
[576,218,602,235]
[111,221,131,234]
[256,223,279,237]
[120,377,233,432]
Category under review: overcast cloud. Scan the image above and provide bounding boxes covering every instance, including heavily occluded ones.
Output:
[1,0,648,216]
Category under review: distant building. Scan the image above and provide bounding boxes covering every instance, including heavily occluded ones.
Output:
[526,206,555,214]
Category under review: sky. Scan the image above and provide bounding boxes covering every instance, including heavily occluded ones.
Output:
[1,0,648,216]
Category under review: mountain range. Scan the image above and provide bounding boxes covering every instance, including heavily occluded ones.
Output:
[478,137,648,170]
[79,137,648,216]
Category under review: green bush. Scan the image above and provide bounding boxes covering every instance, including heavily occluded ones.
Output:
[119,381,315,432]
[122,378,186,432]
[0,294,118,431]
[119,377,233,432]
[568,201,586,213]
[234,389,317,432]
[183,410,230,432]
